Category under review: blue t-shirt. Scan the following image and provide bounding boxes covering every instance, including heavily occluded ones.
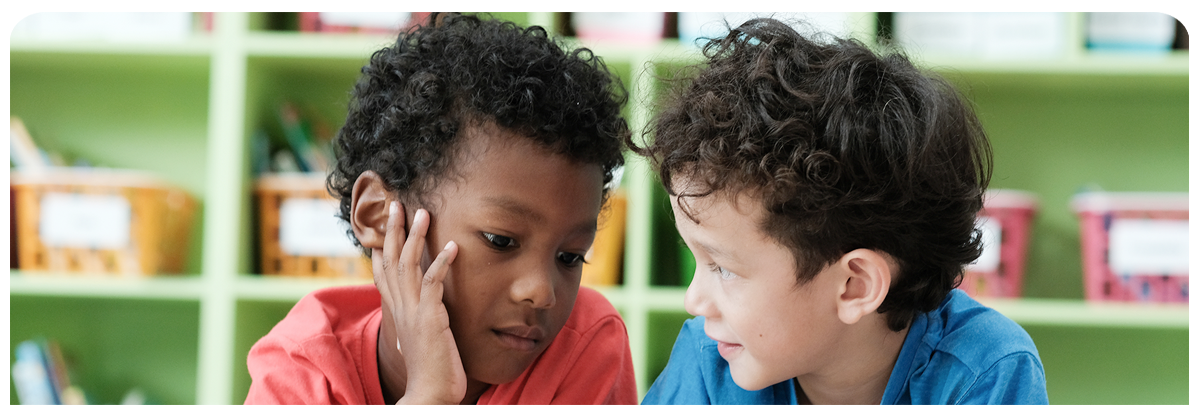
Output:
[642,290,1048,404]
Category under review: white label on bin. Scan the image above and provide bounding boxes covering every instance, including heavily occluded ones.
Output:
[279,198,360,257]
[1108,219,1189,275]
[967,216,1002,272]
[39,192,131,249]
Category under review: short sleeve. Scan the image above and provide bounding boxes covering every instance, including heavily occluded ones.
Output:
[956,352,1049,405]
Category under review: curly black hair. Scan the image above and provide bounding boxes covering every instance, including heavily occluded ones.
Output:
[329,13,629,253]
[628,18,992,332]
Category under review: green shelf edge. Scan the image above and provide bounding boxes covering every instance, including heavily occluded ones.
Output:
[10,37,216,56]
[8,271,206,300]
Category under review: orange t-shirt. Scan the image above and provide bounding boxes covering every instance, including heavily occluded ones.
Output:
[245,284,637,405]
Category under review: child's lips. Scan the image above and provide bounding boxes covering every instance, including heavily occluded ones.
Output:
[716,341,743,358]
[708,334,744,359]
[494,325,545,351]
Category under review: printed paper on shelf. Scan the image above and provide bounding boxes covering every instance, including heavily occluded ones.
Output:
[894,12,1067,59]
[39,193,131,249]
[894,12,980,56]
[967,216,1002,272]
[978,12,1066,59]
[1087,12,1176,49]
[319,12,409,29]
[1108,219,1189,275]
[279,198,360,257]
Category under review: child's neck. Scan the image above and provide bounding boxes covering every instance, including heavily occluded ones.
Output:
[795,317,910,405]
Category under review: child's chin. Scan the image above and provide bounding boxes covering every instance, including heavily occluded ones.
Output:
[729,364,779,392]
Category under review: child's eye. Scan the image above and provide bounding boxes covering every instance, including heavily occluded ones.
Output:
[557,252,586,268]
[710,264,736,280]
[482,232,518,250]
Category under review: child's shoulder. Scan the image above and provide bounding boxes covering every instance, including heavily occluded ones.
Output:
[562,286,626,335]
[894,291,1048,404]
[270,284,383,343]
[928,290,1040,363]
[300,283,382,318]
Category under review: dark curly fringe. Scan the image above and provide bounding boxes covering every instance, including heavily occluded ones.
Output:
[329,13,629,255]
[626,18,992,332]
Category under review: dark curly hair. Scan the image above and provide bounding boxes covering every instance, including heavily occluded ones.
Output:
[628,18,992,332]
[329,13,629,253]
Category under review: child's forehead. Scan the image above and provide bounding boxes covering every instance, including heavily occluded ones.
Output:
[455,120,557,161]
[669,178,766,222]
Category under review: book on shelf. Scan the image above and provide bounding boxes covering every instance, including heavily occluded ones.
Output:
[12,338,86,405]
[12,339,58,405]
[10,115,96,170]
[10,116,49,172]
[270,102,335,175]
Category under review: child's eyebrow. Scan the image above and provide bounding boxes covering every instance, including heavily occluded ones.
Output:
[482,196,598,235]
[695,240,729,260]
[483,196,545,223]
[683,230,733,263]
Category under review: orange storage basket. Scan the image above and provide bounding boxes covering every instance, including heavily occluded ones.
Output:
[254,173,371,279]
[11,169,196,276]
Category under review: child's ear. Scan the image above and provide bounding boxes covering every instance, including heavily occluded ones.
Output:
[833,248,893,325]
[350,171,394,250]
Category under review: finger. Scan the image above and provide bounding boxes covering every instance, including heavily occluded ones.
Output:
[378,201,406,305]
[398,208,430,308]
[424,241,458,286]
[420,240,458,305]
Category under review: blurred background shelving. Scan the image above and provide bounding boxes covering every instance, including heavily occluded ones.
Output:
[9,12,1189,405]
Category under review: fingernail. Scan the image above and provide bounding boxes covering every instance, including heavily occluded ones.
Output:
[444,241,455,251]
[389,201,398,216]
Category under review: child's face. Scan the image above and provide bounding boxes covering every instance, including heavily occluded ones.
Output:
[671,185,846,391]
[417,125,605,384]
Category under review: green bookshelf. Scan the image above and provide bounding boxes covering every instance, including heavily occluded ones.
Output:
[9,12,1189,405]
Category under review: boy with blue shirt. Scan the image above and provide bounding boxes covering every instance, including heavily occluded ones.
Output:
[627,18,1048,404]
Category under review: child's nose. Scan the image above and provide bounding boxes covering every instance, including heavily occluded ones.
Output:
[511,261,557,308]
[683,265,713,318]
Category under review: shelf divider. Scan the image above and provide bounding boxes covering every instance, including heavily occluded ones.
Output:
[196,11,250,406]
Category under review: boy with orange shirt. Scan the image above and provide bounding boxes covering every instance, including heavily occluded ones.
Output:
[246,13,636,404]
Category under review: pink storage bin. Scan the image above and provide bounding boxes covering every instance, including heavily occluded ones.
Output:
[1071,192,1188,303]
[571,12,667,45]
[961,189,1038,298]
